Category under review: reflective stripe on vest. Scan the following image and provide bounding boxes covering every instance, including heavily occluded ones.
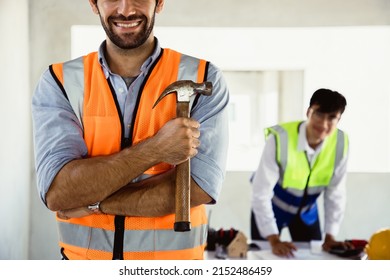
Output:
[57,207,208,260]
[50,48,209,259]
[266,121,348,215]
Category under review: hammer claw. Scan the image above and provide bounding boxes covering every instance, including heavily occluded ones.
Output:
[153,80,212,108]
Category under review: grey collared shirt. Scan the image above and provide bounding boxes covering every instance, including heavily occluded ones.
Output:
[32,39,230,205]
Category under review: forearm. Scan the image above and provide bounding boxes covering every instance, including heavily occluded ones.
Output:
[59,171,212,218]
[101,172,212,217]
[46,138,161,211]
[100,170,176,217]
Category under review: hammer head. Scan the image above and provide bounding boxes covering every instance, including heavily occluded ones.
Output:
[153,80,212,108]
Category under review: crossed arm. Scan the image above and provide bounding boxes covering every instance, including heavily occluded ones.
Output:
[47,117,212,219]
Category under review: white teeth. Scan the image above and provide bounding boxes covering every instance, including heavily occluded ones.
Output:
[116,22,139,28]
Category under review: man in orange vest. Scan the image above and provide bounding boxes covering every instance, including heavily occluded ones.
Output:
[32,0,229,260]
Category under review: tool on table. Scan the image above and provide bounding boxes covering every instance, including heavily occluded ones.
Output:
[153,80,212,232]
[206,227,248,258]
[329,239,368,258]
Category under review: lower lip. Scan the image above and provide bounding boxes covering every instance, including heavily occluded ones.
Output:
[314,127,326,135]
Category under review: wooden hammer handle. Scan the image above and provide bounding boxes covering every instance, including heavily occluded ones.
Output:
[174,102,191,232]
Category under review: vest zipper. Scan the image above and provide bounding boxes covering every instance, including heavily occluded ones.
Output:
[107,78,126,260]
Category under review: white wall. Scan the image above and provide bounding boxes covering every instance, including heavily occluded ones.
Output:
[0,0,30,259]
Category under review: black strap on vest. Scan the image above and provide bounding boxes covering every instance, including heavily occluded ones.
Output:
[60,247,69,260]
[109,52,165,259]
[49,65,69,101]
[106,78,127,260]
[112,216,125,260]
[191,61,210,110]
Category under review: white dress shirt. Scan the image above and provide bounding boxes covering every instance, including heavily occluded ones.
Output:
[251,121,348,239]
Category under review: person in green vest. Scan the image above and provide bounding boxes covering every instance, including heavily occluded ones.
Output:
[251,88,352,257]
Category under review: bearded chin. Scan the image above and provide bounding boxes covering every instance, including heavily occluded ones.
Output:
[101,15,155,50]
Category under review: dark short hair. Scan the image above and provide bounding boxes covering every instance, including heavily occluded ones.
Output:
[309,88,347,114]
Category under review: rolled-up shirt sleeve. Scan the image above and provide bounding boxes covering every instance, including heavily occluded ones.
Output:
[31,69,88,205]
[324,149,349,237]
[190,63,229,203]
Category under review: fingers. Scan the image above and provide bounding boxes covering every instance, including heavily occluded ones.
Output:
[322,242,331,251]
[322,240,355,252]
[57,210,69,220]
[345,241,355,249]
[155,118,201,164]
[57,207,92,220]
[182,121,201,159]
[272,242,297,257]
[185,117,200,129]
[176,118,201,158]
[183,118,201,142]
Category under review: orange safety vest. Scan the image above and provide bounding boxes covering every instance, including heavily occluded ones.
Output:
[50,49,209,260]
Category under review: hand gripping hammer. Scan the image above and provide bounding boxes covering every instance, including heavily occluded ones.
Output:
[153,80,213,232]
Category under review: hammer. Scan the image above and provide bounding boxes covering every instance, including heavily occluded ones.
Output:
[153,80,212,232]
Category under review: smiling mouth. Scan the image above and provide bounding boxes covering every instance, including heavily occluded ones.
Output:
[115,20,142,28]
[315,126,325,133]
